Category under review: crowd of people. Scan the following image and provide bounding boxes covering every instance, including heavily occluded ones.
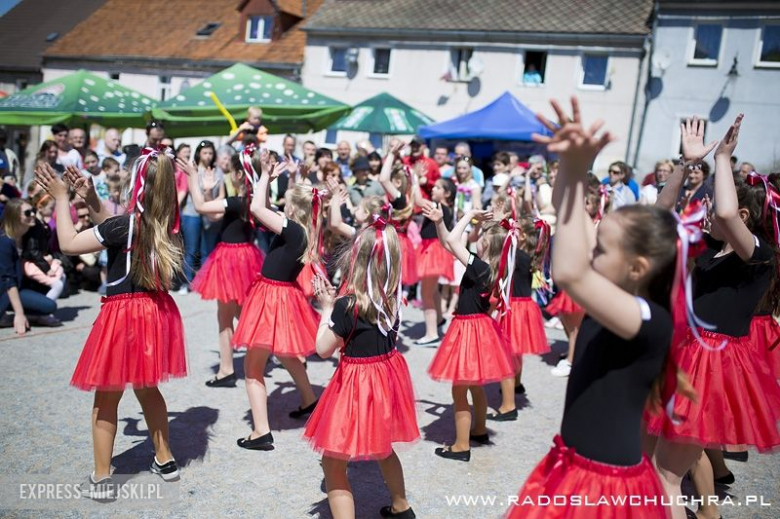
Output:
[6,98,779,519]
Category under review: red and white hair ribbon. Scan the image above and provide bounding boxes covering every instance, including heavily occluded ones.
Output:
[494,219,518,319]
[595,184,610,223]
[365,215,403,335]
[506,186,518,220]
[746,172,780,272]
[310,187,329,279]
[534,218,553,291]
[239,144,260,228]
[107,146,175,288]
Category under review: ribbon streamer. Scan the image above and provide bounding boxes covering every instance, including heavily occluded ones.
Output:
[746,172,780,280]
[595,184,610,223]
[364,216,404,336]
[492,219,518,319]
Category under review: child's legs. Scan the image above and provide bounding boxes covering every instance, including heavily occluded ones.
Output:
[421,277,440,339]
[244,348,271,436]
[452,385,471,451]
[690,450,719,519]
[469,385,487,434]
[653,437,704,519]
[498,378,516,413]
[92,390,124,478]
[133,387,172,462]
[277,355,317,408]
[322,455,353,519]
[377,451,410,513]
[216,301,238,376]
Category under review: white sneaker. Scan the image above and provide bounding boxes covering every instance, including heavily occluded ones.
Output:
[545,317,561,329]
[177,285,189,295]
[551,359,571,377]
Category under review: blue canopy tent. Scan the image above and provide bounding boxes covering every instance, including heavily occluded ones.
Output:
[417,91,551,141]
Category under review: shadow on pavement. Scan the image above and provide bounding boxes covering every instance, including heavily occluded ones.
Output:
[308,461,391,518]
[112,406,218,477]
[540,339,569,367]
[242,381,326,432]
[55,305,91,322]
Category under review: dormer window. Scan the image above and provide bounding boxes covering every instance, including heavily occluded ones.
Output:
[196,22,221,37]
[246,15,273,43]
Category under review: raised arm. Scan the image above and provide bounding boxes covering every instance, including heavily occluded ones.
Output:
[35,164,104,255]
[380,141,404,200]
[326,178,356,238]
[63,166,112,224]
[250,159,285,234]
[447,208,493,267]
[538,97,646,339]
[655,163,687,211]
[176,158,226,216]
[313,275,341,358]
[711,114,755,260]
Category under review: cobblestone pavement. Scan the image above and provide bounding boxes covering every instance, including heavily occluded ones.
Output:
[0,291,777,518]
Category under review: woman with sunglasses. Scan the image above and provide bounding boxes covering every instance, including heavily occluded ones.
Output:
[0,199,61,332]
[676,161,712,213]
[604,161,637,209]
[179,140,225,294]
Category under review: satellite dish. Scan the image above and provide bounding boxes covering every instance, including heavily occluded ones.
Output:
[468,55,484,77]
[653,50,672,72]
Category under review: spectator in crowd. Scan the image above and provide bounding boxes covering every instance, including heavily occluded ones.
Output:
[67,202,101,292]
[226,106,268,149]
[639,159,673,205]
[336,140,352,179]
[216,145,237,196]
[37,140,62,176]
[97,128,126,168]
[600,160,640,200]
[0,199,61,330]
[347,156,385,207]
[69,128,88,160]
[433,146,450,171]
[403,138,441,199]
[604,161,637,209]
[308,148,333,184]
[91,157,118,201]
[523,63,543,85]
[677,160,712,212]
[22,193,66,302]
[482,151,511,207]
[52,123,83,170]
[302,140,317,167]
[0,129,20,183]
[145,120,165,148]
[738,161,755,179]
[367,151,382,182]
[282,134,300,162]
[82,150,100,178]
[441,142,485,187]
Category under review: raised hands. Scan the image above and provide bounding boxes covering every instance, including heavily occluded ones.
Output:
[533,97,615,167]
[680,116,718,162]
[35,162,70,200]
[64,166,93,200]
[269,161,286,181]
[471,208,494,223]
[312,274,336,309]
[421,201,444,222]
[388,139,406,157]
[714,114,743,160]
[175,157,197,177]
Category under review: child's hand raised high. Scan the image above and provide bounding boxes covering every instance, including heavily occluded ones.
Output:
[533,96,615,168]
[422,201,444,222]
[470,209,494,222]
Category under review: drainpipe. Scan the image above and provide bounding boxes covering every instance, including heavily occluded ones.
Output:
[632,0,660,169]
[625,30,649,164]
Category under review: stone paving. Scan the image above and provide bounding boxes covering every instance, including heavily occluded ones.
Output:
[0,291,777,518]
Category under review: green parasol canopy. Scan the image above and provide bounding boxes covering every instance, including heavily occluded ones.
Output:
[0,69,155,127]
[151,63,351,137]
[329,92,434,135]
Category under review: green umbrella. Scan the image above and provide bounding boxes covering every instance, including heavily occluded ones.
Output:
[0,69,155,127]
[151,63,350,137]
[329,92,434,135]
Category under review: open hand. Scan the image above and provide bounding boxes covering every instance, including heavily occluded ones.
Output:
[422,201,444,222]
[471,209,494,222]
[312,274,336,308]
[64,166,93,200]
[681,116,718,162]
[269,162,285,181]
[388,139,406,156]
[175,158,197,177]
[35,162,69,200]
[714,114,743,160]
[533,96,615,166]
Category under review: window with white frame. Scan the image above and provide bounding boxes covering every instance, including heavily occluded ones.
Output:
[328,47,348,75]
[158,75,172,101]
[246,15,273,42]
[521,51,547,85]
[580,54,609,88]
[690,24,722,65]
[449,48,473,81]
[757,24,780,66]
[371,48,392,76]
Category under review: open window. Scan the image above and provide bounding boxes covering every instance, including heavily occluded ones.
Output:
[370,48,392,77]
[521,51,547,85]
[449,48,473,81]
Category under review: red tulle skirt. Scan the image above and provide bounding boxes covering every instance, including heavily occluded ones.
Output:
[501,297,550,356]
[428,313,516,385]
[190,242,264,305]
[232,276,318,357]
[505,436,669,519]
[645,329,780,451]
[546,291,583,317]
[303,349,420,460]
[71,292,187,391]
[397,232,419,286]
[417,238,454,281]
[750,315,780,380]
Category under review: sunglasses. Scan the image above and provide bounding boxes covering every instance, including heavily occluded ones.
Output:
[609,169,623,175]
[23,209,36,217]
[78,213,91,219]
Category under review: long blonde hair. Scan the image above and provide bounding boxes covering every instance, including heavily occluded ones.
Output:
[286,183,322,264]
[1,199,30,241]
[479,221,509,294]
[338,223,402,325]
[130,154,183,290]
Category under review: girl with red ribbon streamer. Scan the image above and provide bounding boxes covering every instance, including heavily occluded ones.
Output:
[176,149,265,389]
[35,149,187,489]
[505,97,691,519]
[490,217,552,421]
[232,151,321,451]
[304,218,419,519]
[423,203,515,463]
[646,115,780,519]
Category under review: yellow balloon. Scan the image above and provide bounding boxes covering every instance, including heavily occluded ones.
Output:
[208,92,238,133]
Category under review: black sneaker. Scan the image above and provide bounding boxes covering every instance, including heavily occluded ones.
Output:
[150,457,180,481]
[85,474,116,501]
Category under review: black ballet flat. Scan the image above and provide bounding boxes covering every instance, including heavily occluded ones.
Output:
[714,471,735,485]
[469,432,490,445]
[487,408,518,422]
[434,445,470,462]
[515,383,526,394]
[237,432,274,450]
[289,399,318,419]
[205,373,236,388]
[380,505,416,518]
